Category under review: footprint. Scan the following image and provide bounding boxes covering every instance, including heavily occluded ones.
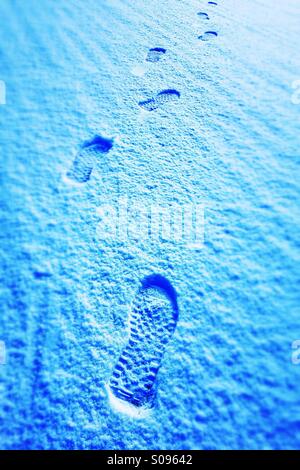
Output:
[66,135,113,183]
[138,97,158,112]
[198,31,218,41]
[208,1,218,4]
[132,47,167,76]
[108,274,179,410]
[146,47,167,63]
[197,12,210,20]
[138,89,180,112]
[156,89,181,104]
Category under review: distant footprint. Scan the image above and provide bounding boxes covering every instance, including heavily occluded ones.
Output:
[108,275,179,410]
[197,12,210,20]
[132,47,167,76]
[138,97,158,112]
[138,89,180,112]
[198,31,218,41]
[66,135,113,183]
[208,1,218,5]
[156,89,181,105]
[146,47,167,63]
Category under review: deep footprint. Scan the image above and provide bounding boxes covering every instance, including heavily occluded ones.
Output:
[198,31,218,41]
[146,47,166,63]
[138,89,180,112]
[109,275,179,409]
[197,12,210,20]
[66,135,113,183]
[156,89,180,105]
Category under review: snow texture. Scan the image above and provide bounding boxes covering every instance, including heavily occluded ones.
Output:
[0,0,300,450]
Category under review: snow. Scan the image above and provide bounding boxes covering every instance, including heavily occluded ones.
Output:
[0,0,300,450]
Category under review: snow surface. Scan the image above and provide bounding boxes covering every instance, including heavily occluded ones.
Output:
[0,0,300,449]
